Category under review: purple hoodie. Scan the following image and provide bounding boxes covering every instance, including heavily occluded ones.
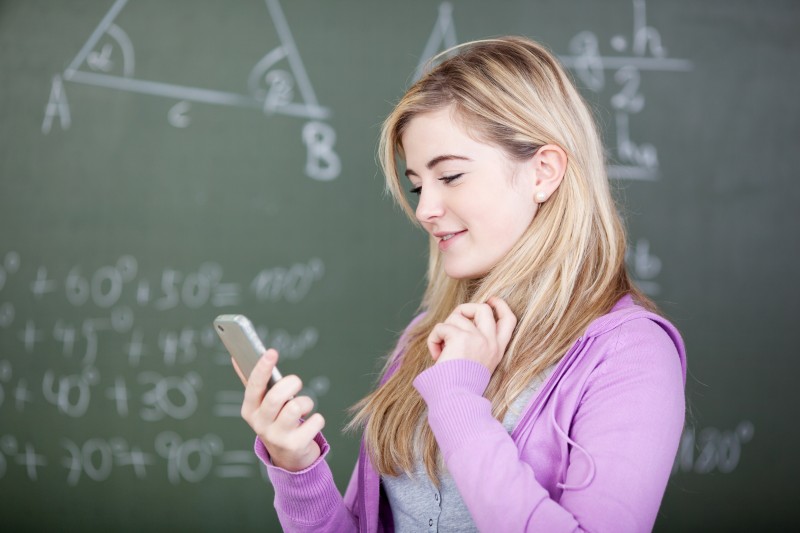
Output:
[257,295,686,532]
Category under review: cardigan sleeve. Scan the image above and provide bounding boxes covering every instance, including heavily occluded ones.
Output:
[251,313,428,531]
[413,318,685,532]
[255,435,359,532]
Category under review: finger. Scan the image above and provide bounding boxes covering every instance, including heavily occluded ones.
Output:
[242,350,279,417]
[427,323,446,360]
[427,322,460,360]
[294,412,326,443]
[231,357,247,386]
[443,311,476,332]
[455,303,497,342]
[274,395,316,429]
[487,297,518,351]
[260,375,304,422]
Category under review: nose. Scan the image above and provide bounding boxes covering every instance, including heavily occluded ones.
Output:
[415,186,445,224]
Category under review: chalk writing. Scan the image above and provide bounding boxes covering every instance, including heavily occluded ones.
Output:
[41,75,71,134]
[1,433,262,485]
[61,437,153,485]
[414,2,458,81]
[0,251,329,484]
[215,450,261,479]
[626,238,662,296]
[558,0,692,181]
[43,0,340,181]
[138,371,202,421]
[0,360,11,408]
[41,366,100,418]
[0,436,47,481]
[674,421,755,475]
[303,121,342,181]
[250,257,325,303]
[4,256,323,318]
[0,251,21,293]
[155,432,223,485]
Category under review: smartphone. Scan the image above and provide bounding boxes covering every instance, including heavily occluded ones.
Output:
[213,314,282,388]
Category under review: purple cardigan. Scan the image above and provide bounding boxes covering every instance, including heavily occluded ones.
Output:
[257,295,686,532]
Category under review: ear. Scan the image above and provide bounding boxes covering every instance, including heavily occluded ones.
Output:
[530,144,567,204]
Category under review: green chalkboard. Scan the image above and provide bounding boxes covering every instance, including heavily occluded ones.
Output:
[1,0,798,530]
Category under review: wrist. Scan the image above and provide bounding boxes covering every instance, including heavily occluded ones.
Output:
[255,431,328,474]
[415,359,491,397]
[262,439,322,472]
[436,352,496,373]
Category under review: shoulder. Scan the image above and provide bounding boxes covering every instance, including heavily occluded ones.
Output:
[582,313,686,395]
[588,295,684,353]
[612,315,679,356]
[578,297,686,385]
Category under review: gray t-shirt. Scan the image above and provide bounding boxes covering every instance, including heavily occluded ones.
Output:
[381,365,555,532]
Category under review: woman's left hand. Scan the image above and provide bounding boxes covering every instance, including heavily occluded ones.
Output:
[427,297,517,373]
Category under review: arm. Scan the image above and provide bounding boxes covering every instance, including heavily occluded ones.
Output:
[243,312,429,531]
[255,435,359,533]
[244,314,427,532]
[414,319,685,532]
[234,350,359,532]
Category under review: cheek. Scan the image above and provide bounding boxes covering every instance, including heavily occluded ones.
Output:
[496,217,530,251]
[479,199,535,242]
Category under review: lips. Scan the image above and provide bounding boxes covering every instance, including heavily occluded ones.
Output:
[435,230,466,251]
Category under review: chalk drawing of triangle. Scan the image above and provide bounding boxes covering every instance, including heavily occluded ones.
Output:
[248,0,329,119]
[413,2,459,82]
[62,0,329,120]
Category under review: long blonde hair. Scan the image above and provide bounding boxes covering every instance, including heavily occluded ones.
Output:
[350,36,653,482]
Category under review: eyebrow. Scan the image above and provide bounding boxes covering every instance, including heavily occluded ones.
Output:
[404,154,473,178]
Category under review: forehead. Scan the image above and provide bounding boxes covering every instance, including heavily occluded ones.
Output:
[401,108,489,164]
[403,107,461,139]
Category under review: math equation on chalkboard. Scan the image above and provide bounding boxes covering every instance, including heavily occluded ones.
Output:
[0,251,330,484]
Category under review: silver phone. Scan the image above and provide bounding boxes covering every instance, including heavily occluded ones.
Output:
[213,314,282,387]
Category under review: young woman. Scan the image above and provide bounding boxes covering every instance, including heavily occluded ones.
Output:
[233,36,686,532]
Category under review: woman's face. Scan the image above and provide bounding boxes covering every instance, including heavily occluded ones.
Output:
[401,108,539,279]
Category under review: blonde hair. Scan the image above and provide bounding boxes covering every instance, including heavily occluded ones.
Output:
[350,36,653,482]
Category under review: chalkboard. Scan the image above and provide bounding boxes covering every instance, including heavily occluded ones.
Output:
[1,0,798,530]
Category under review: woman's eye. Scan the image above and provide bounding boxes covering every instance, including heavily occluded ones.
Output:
[409,174,462,195]
[440,173,464,184]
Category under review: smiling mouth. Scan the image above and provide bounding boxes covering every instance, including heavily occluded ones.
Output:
[436,230,466,249]
[437,230,465,240]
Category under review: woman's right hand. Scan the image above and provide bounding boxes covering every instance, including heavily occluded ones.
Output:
[232,349,325,472]
[426,297,517,373]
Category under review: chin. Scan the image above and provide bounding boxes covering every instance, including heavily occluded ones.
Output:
[443,263,490,280]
